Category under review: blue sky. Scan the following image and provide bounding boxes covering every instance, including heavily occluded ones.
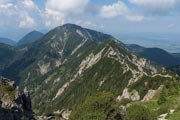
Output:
[0,0,180,41]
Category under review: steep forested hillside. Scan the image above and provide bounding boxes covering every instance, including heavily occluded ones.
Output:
[127,44,180,67]
[17,31,44,46]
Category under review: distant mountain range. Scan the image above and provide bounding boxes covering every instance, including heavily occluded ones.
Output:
[118,32,180,53]
[0,37,16,46]
[126,44,180,67]
[0,31,44,47]
[17,30,44,46]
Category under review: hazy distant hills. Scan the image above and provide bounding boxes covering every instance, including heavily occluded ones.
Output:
[0,30,43,47]
[127,44,180,67]
[0,37,16,46]
[17,30,44,46]
[119,32,180,53]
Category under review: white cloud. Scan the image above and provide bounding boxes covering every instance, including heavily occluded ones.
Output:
[0,3,14,10]
[99,1,130,18]
[75,20,101,28]
[129,0,177,15]
[44,8,65,28]
[21,0,38,9]
[44,0,90,28]
[0,0,41,29]
[19,13,36,28]
[0,3,18,26]
[46,0,89,14]
[99,1,144,22]
[0,0,95,29]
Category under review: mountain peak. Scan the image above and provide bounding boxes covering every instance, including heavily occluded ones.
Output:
[0,37,16,46]
[51,23,113,42]
[55,23,84,33]
[30,30,43,34]
[17,30,44,46]
[62,23,83,28]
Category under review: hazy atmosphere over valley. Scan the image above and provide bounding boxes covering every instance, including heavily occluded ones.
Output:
[0,0,180,120]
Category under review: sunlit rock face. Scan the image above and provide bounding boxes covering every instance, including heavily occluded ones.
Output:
[0,77,34,120]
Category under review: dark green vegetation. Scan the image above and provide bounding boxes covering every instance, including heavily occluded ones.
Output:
[170,65,180,75]
[0,79,16,100]
[127,44,180,75]
[0,43,18,69]
[0,37,16,46]
[69,92,154,120]
[127,44,180,67]
[1,24,180,119]
[69,92,122,120]
[17,30,44,46]
[70,79,180,120]
[125,103,155,120]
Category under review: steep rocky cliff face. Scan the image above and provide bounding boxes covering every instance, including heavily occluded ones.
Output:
[0,77,34,120]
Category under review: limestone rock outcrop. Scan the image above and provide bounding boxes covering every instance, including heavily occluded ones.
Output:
[0,77,34,120]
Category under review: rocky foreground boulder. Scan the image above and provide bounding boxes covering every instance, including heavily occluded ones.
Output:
[0,76,34,120]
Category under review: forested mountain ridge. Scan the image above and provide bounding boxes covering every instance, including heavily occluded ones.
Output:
[0,37,16,46]
[127,44,180,67]
[17,31,44,46]
[0,24,180,120]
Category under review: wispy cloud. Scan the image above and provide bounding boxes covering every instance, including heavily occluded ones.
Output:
[0,0,41,28]
[126,15,144,22]
[99,1,144,22]
[129,0,179,15]
[99,1,130,18]
[46,0,89,14]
